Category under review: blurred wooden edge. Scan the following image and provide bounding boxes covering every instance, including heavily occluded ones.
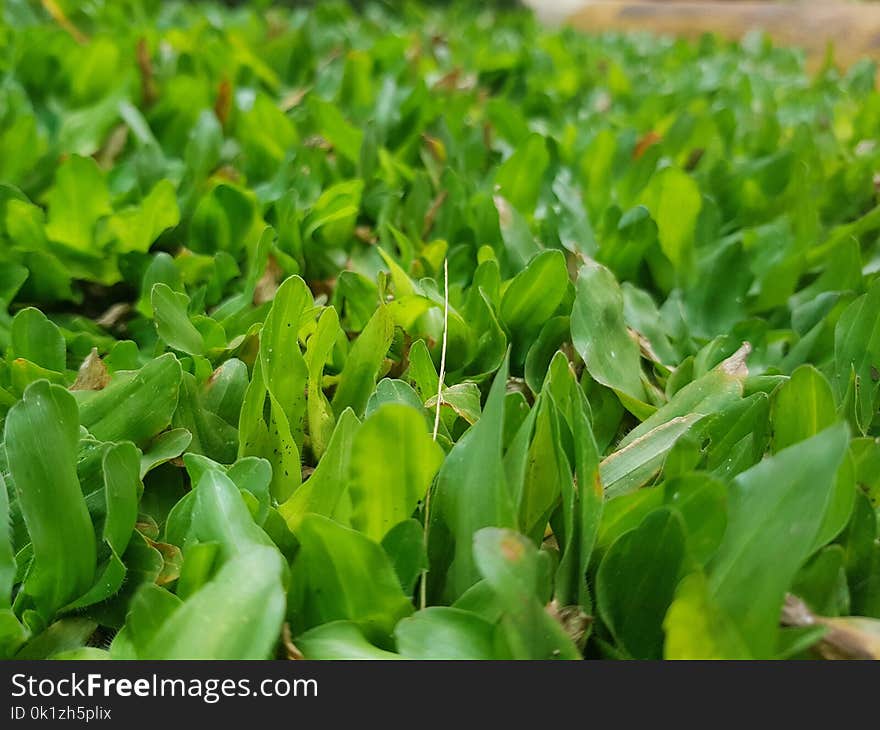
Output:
[560,2,880,69]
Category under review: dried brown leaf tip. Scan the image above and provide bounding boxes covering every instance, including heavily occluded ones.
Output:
[282,623,305,660]
[214,78,233,128]
[137,37,158,108]
[254,256,284,306]
[782,594,880,660]
[720,342,752,378]
[70,348,110,392]
[546,600,592,651]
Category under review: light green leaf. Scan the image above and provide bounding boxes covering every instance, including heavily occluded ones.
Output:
[349,404,443,542]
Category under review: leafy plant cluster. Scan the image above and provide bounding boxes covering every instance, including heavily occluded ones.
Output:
[1,0,880,660]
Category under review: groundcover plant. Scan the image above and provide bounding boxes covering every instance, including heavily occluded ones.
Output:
[1,0,880,660]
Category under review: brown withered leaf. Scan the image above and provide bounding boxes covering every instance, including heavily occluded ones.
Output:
[633,130,662,160]
[781,594,880,660]
[214,78,232,127]
[282,623,305,660]
[254,256,284,305]
[147,539,184,586]
[422,190,448,239]
[136,37,158,107]
[95,302,131,330]
[70,348,110,392]
[95,124,129,170]
[546,599,592,651]
[280,86,311,111]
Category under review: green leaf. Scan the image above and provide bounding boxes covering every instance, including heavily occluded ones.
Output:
[637,166,701,273]
[771,365,837,452]
[289,514,413,644]
[305,307,341,460]
[278,408,360,530]
[382,519,427,597]
[331,305,394,418]
[495,133,549,214]
[101,442,140,556]
[151,284,206,356]
[76,353,182,447]
[708,424,850,658]
[44,155,111,252]
[107,180,180,254]
[189,469,275,559]
[424,382,482,425]
[572,261,645,403]
[395,607,498,659]
[0,473,15,608]
[429,357,517,602]
[834,281,880,432]
[4,381,96,617]
[664,572,750,659]
[349,404,443,542]
[500,250,569,340]
[296,621,402,660]
[473,527,579,659]
[600,415,701,498]
[141,546,285,659]
[596,508,686,659]
[9,308,66,372]
[139,428,192,479]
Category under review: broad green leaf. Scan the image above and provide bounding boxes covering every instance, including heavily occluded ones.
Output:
[572,261,645,403]
[349,404,443,542]
[771,365,837,452]
[44,155,111,252]
[306,307,341,460]
[0,473,14,608]
[495,133,549,214]
[473,527,579,660]
[332,305,394,418]
[430,357,517,602]
[618,344,749,449]
[424,382,481,425]
[16,618,97,660]
[395,607,498,659]
[637,166,701,273]
[202,359,249,427]
[172,372,238,464]
[278,408,360,529]
[139,428,192,479]
[107,180,180,254]
[382,519,427,597]
[151,284,206,357]
[596,508,686,659]
[5,381,96,617]
[259,275,311,443]
[552,359,603,609]
[289,514,413,643]
[76,353,182,447]
[500,250,569,340]
[141,546,285,660]
[9,308,65,372]
[708,424,850,658]
[101,442,140,556]
[189,469,275,560]
[296,621,402,660]
[833,280,880,432]
[664,572,750,659]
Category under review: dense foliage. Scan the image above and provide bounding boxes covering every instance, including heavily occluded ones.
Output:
[1,0,880,660]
